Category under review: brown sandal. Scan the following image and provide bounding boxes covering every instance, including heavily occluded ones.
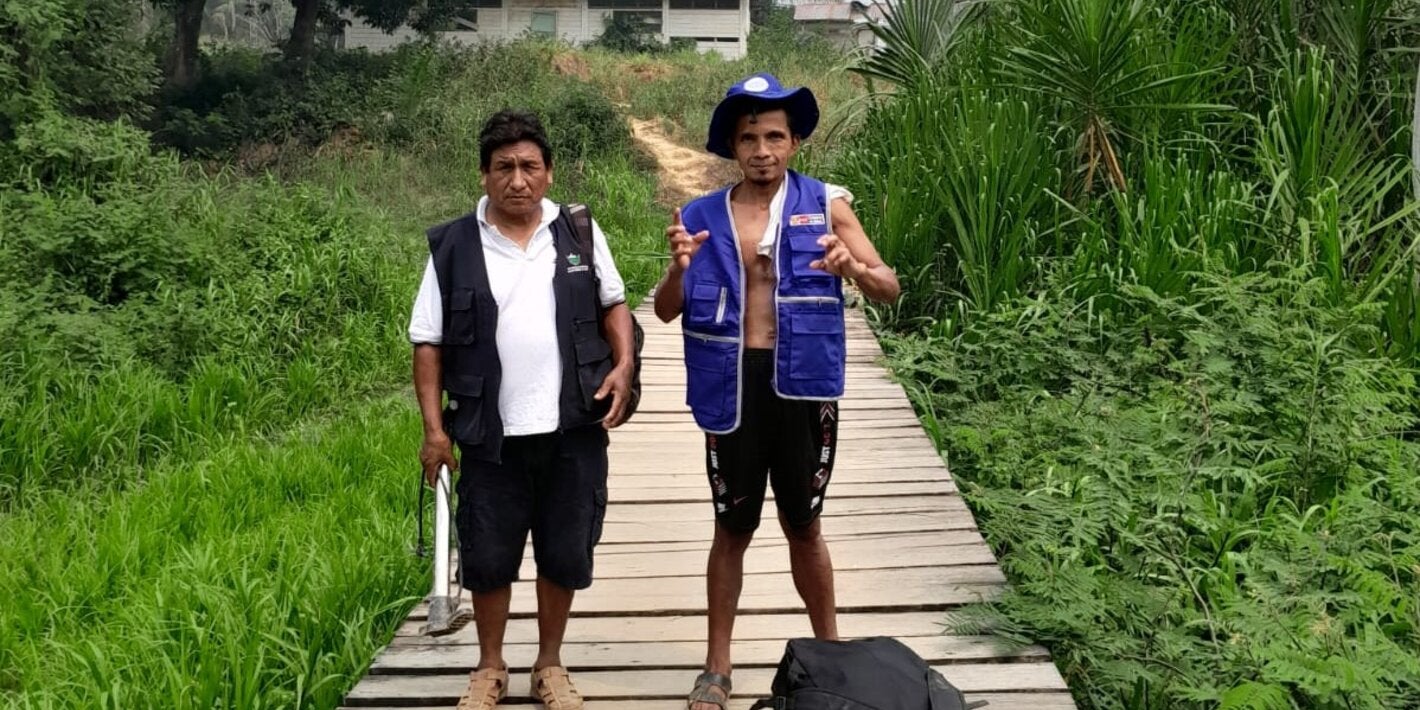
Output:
[531,666,584,709]
[687,671,732,709]
[456,667,508,710]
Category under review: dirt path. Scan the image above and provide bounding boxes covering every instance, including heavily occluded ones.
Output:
[628,118,727,206]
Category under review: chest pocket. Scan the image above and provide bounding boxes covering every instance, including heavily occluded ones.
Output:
[446,288,479,345]
[781,226,837,294]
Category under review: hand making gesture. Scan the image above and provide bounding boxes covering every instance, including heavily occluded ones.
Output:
[666,207,710,273]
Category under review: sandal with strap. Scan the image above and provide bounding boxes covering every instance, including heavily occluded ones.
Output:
[687,671,732,710]
[531,666,584,710]
[456,667,508,710]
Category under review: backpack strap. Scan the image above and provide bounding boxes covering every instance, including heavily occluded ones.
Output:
[559,202,601,305]
[563,203,596,265]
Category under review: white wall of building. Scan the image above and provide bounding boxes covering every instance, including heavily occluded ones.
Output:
[342,0,749,58]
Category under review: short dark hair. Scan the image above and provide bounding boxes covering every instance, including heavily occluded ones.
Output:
[479,110,553,172]
[723,99,797,149]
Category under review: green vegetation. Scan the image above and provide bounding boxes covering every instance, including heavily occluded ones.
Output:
[8,0,1418,707]
[1,8,667,706]
[828,0,1420,707]
[0,397,426,709]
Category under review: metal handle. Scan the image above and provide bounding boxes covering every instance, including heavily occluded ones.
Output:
[431,463,451,598]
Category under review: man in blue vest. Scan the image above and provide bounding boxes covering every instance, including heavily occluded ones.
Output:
[409,110,637,710]
[653,74,902,709]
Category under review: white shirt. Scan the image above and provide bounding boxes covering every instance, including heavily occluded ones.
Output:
[408,197,627,436]
[756,182,854,256]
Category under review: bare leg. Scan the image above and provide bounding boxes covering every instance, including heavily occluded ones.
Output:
[534,576,575,670]
[780,513,838,640]
[471,587,513,670]
[695,523,754,709]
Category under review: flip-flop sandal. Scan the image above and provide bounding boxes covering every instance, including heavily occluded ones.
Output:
[687,671,732,710]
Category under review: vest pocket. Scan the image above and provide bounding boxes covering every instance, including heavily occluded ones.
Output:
[686,283,728,327]
[684,333,736,424]
[573,329,614,412]
[785,308,845,384]
[447,288,479,345]
[784,229,835,282]
[443,372,486,445]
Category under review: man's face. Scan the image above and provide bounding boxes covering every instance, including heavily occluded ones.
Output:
[731,109,799,187]
[481,140,552,218]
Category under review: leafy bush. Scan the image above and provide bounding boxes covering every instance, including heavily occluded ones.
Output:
[591,12,691,54]
[151,45,401,156]
[0,122,414,503]
[0,0,158,135]
[887,271,1420,709]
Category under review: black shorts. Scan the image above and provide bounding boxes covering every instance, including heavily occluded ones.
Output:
[706,349,839,533]
[455,425,608,594]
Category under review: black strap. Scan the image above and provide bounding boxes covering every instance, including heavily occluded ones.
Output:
[560,203,600,300]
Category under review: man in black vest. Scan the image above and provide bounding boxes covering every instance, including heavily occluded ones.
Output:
[409,110,636,710]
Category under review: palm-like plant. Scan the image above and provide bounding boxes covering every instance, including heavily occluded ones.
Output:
[1000,0,1229,195]
[850,0,982,91]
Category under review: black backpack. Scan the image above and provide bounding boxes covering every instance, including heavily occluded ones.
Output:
[750,637,987,710]
[559,203,644,422]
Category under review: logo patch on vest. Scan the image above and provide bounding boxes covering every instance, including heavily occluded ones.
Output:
[789,213,826,227]
[566,252,582,266]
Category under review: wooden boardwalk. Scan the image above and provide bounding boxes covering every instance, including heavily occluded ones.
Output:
[343,304,1075,709]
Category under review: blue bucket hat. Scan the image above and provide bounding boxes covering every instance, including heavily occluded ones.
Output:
[705,73,819,159]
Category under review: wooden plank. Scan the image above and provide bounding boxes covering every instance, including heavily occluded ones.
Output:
[608,480,954,503]
[614,417,928,431]
[407,566,1005,619]
[520,532,997,579]
[342,662,1068,704]
[432,533,994,584]
[606,456,948,474]
[606,466,950,483]
[607,465,947,481]
[599,515,976,544]
[609,426,934,441]
[370,634,1048,673]
[603,495,966,523]
[394,611,963,645]
[342,694,1077,710]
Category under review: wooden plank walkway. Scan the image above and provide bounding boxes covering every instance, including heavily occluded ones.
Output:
[343,305,1075,709]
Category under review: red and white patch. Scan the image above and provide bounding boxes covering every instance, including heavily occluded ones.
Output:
[789,213,826,227]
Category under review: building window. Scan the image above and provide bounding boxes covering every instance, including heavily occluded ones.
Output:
[587,0,661,9]
[530,9,558,36]
[611,9,662,34]
[672,35,739,43]
[669,0,738,9]
[434,0,501,31]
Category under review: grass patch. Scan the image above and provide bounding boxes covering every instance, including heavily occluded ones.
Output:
[0,396,426,708]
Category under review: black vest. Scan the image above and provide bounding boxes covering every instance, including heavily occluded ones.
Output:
[427,208,613,463]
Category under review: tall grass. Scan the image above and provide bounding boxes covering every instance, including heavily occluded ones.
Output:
[0,397,426,708]
[833,84,1060,327]
[0,164,415,504]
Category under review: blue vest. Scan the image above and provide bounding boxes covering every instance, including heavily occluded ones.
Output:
[680,170,846,433]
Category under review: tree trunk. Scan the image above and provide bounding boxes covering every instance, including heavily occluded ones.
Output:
[285,0,320,71]
[164,0,208,90]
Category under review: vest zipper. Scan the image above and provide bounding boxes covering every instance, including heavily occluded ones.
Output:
[714,286,728,324]
[726,190,747,433]
[684,329,739,344]
[779,295,841,304]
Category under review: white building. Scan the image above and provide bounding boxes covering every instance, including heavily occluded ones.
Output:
[341,0,751,59]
